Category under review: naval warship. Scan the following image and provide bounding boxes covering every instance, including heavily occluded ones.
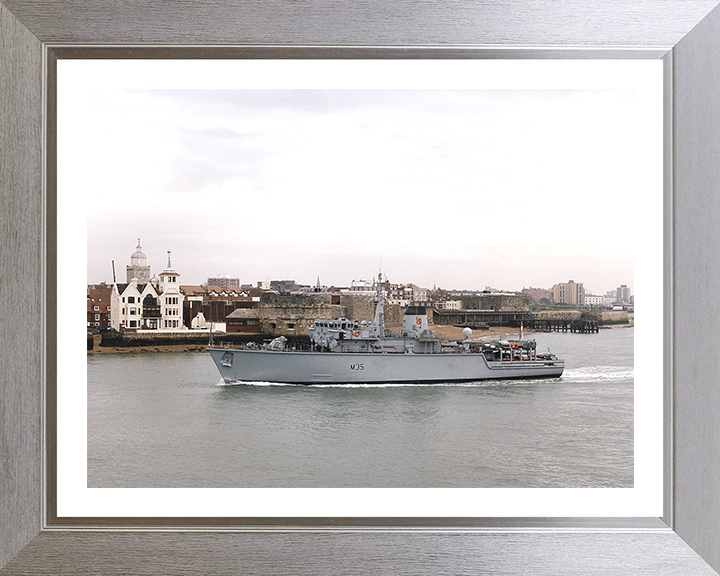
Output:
[207,273,564,385]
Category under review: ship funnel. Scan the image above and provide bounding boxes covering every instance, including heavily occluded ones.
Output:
[403,306,428,334]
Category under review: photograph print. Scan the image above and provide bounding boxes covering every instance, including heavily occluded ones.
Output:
[63,60,661,502]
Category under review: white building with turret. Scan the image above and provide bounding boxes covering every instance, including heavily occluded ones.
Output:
[110,241,186,331]
[158,251,184,330]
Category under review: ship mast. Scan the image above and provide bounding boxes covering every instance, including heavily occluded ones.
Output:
[373,268,385,335]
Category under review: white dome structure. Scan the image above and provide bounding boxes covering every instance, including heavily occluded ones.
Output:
[126,238,151,283]
[130,238,147,266]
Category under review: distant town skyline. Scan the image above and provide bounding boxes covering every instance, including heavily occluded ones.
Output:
[94,236,631,297]
[60,61,659,301]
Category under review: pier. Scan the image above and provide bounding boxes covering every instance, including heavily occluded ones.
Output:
[523,318,599,333]
[433,309,603,334]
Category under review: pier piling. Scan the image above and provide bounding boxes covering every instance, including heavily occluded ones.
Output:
[525,318,599,333]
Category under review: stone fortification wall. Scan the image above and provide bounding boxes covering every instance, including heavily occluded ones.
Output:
[598,310,630,325]
[339,294,375,323]
[384,302,406,327]
[536,310,583,320]
[103,292,380,345]
[460,294,530,311]
[259,293,340,336]
[101,331,214,347]
[536,309,629,325]
[260,292,333,308]
[257,293,416,336]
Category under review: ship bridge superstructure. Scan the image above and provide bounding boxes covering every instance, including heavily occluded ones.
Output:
[307,271,443,354]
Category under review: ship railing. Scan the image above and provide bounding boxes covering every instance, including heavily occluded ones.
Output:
[211,340,321,352]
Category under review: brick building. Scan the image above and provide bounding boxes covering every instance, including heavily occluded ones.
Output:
[87,284,112,329]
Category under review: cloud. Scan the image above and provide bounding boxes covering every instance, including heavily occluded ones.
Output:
[76,88,638,291]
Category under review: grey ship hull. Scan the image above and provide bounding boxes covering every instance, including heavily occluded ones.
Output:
[207,347,564,385]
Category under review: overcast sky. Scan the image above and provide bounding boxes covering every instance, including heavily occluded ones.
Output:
[66,82,647,295]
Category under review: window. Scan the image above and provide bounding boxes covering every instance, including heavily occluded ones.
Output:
[128,296,135,303]
[130,308,136,315]
[93,306,99,311]
[95,314,100,321]
[129,320,137,328]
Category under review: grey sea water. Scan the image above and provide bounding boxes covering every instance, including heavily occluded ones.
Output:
[87,328,633,488]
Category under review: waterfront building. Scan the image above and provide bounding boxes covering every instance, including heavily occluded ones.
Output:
[225,308,263,334]
[87,284,112,328]
[584,295,605,307]
[110,278,162,330]
[551,280,585,306]
[181,284,261,325]
[110,245,186,331]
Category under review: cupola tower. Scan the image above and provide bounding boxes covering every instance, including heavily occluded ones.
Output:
[126,238,151,283]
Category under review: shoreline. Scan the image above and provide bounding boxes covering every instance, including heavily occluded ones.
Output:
[88,323,632,354]
[87,325,524,354]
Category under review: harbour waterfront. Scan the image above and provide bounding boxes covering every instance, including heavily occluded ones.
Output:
[87,328,633,488]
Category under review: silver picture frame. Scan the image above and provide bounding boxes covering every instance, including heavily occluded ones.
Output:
[2,1,720,574]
